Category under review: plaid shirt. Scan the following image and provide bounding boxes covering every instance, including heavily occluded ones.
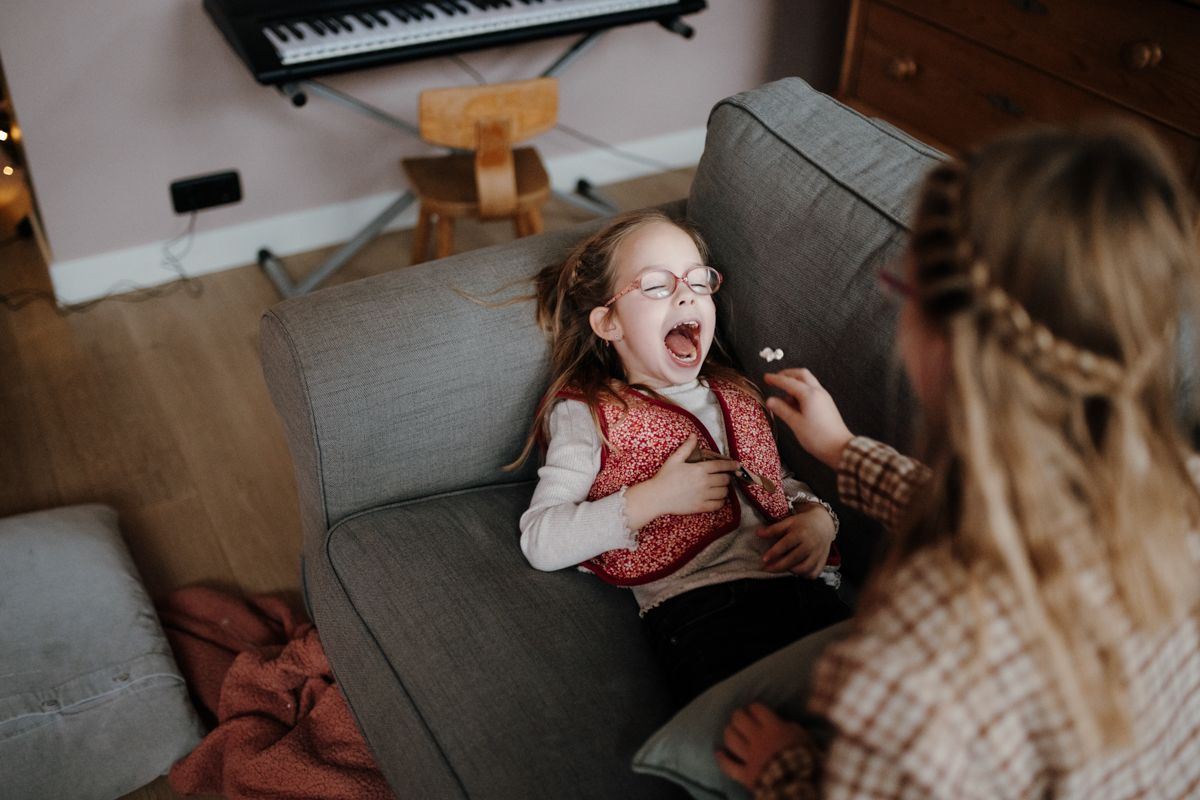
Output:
[756,436,1200,800]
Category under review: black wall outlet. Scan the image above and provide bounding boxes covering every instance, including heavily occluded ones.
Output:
[170,170,242,214]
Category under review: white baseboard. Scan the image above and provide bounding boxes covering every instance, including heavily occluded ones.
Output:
[49,126,707,305]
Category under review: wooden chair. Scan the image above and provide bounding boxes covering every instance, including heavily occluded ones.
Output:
[402,77,557,264]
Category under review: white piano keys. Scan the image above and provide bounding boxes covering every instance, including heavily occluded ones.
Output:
[262,0,680,66]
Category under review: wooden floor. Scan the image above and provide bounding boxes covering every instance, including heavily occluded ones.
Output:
[0,167,693,800]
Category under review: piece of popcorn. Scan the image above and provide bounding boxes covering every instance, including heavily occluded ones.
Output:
[758,347,784,363]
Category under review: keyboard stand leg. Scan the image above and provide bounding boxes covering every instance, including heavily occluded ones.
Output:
[257,191,415,298]
[295,80,421,137]
[541,30,605,79]
[256,80,423,298]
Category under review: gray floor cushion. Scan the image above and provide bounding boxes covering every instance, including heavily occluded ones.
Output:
[0,504,204,800]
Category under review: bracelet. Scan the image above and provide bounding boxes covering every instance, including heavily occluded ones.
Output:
[787,490,839,539]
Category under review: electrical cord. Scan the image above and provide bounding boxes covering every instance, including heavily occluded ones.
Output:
[161,211,203,297]
[0,212,204,314]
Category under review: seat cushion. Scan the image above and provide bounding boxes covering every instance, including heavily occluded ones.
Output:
[401,148,551,214]
[317,483,685,799]
[0,504,203,800]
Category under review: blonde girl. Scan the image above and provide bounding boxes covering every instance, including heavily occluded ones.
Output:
[516,209,848,707]
[718,121,1200,798]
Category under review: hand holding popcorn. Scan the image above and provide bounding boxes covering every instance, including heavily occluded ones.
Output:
[763,368,854,469]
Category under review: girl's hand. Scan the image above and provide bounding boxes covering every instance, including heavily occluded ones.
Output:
[757,506,835,577]
[763,369,854,470]
[626,434,736,527]
[715,703,811,790]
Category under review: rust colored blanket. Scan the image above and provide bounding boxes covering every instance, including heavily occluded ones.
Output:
[159,586,392,799]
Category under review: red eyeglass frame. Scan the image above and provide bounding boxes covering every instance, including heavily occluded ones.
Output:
[603,266,724,307]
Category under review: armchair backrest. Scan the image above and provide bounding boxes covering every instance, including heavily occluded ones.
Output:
[686,79,944,581]
[259,220,610,561]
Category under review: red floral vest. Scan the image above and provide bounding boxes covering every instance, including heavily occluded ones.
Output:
[560,380,792,586]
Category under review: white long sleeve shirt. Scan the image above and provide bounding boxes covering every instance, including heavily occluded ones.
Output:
[518,380,816,612]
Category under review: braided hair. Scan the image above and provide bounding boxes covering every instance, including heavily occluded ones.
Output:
[910,157,1163,398]
[891,121,1200,755]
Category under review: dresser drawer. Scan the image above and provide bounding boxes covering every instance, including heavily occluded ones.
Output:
[888,0,1200,132]
[848,2,1200,177]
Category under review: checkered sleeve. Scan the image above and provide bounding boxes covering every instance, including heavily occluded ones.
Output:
[801,584,970,800]
[754,685,952,800]
[754,728,822,800]
[752,448,1200,800]
[836,437,931,534]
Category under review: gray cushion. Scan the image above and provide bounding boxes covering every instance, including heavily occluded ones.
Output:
[0,505,203,800]
[687,77,943,583]
[322,483,684,799]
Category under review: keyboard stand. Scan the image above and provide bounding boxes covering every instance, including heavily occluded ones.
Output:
[257,29,620,298]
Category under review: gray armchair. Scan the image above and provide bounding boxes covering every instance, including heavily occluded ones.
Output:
[259,78,937,799]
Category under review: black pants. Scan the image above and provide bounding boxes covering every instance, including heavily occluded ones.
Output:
[642,576,851,708]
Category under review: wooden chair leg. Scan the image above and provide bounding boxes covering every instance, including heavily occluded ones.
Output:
[513,214,526,239]
[411,206,431,265]
[526,207,544,235]
[435,215,455,259]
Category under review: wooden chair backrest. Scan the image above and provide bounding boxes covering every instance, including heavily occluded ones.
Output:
[417,77,558,150]
[417,78,557,219]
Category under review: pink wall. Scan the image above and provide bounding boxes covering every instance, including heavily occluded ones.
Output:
[1,0,847,263]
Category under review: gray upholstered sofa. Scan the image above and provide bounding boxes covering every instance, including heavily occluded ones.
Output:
[258,78,940,798]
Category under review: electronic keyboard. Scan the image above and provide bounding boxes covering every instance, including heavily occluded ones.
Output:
[204,0,707,84]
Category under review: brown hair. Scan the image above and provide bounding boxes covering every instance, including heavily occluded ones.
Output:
[890,121,1200,754]
[507,209,760,469]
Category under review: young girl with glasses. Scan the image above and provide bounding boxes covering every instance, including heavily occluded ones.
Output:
[513,209,849,707]
[718,122,1200,798]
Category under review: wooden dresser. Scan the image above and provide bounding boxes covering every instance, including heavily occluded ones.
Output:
[837,0,1200,191]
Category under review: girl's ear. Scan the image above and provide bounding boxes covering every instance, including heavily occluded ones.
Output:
[588,306,623,343]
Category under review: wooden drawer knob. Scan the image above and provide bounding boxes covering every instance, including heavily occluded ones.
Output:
[1123,41,1164,70]
[886,56,919,81]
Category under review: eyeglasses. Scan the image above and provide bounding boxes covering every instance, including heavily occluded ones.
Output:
[603,266,724,307]
[878,268,914,298]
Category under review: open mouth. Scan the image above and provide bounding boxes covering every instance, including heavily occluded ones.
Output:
[664,320,701,366]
